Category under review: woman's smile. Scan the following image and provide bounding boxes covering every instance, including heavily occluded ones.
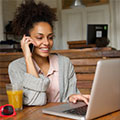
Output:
[39,47,49,52]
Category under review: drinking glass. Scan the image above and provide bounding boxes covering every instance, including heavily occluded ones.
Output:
[6,83,23,111]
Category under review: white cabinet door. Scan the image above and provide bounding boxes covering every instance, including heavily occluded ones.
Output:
[62,5,110,49]
[62,8,87,49]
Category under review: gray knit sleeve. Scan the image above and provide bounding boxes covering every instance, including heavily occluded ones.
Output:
[8,58,50,106]
[65,58,80,102]
[58,55,80,102]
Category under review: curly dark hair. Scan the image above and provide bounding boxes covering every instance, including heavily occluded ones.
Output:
[12,0,57,35]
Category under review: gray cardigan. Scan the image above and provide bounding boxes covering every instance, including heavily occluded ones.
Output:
[8,54,80,106]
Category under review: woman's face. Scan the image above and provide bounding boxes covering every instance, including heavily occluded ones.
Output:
[29,22,54,58]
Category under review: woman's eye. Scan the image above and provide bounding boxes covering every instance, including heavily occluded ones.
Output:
[48,36,54,40]
[49,37,53,40]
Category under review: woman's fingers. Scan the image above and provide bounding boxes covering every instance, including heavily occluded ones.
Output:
[21,35,35,49]
[83,95,90,99]
[23,35,37,46]
[75,94,89,105]
[20,35,34,58]
[23,37,32,44]
[80,96,89,105]
[69,97,77,104]
[69,94,90,105]
[69,95,78,103]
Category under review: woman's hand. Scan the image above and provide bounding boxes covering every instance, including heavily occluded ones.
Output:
[69,94,90,105]
[20,35,36,59]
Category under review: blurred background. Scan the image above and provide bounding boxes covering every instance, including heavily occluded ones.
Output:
[0,0,120,51]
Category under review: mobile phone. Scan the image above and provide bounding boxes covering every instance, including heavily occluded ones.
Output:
[25,34,34,53]
[29,43,34,53]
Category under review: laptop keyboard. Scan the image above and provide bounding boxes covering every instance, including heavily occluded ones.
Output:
[63,105,88,116]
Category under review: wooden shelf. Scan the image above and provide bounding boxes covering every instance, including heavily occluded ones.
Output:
[67,40,96,49]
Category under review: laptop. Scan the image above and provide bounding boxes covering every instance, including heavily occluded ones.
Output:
[42,59,120,120]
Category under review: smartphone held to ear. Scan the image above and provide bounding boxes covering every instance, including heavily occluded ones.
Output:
[25,34,34,53]
[29,44,34,53]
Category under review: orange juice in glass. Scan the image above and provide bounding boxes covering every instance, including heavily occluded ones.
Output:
[6,84,23,111]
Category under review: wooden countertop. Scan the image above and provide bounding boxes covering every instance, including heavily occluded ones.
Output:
[0,102,120,120]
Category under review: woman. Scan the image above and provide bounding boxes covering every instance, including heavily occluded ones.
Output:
[8,0,90,106]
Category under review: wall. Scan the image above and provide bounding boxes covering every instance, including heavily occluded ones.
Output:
[109,0,120,50]
[61,1,120,50]
[62,5,110,49]
[2,0,17,28]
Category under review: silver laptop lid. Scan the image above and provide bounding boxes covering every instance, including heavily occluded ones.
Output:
[86,59,120,119]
